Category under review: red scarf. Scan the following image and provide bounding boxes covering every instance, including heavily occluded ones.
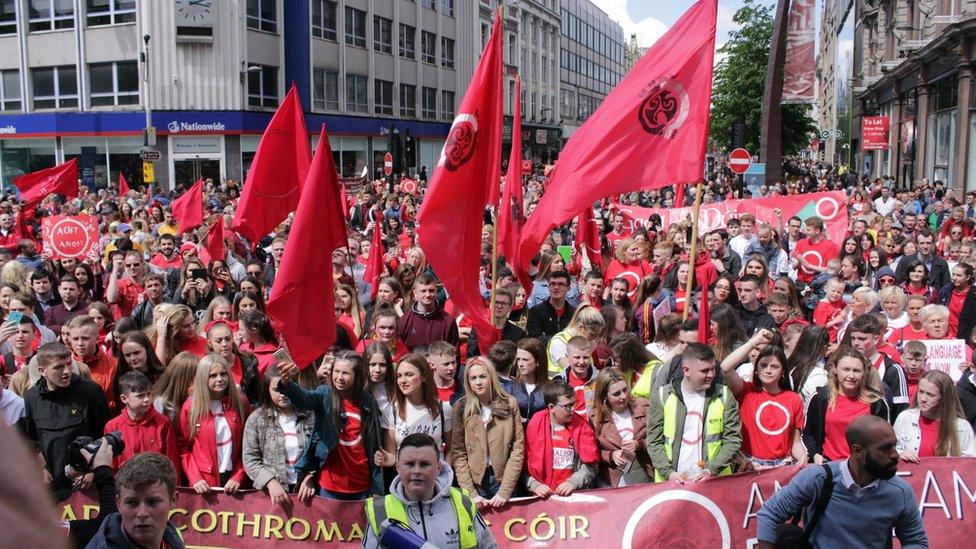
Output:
[525,408,599,486]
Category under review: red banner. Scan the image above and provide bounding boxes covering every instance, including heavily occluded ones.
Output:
[613,191,849,244]
[783,0,815,103]
[63,459,975,547]
[863,116,891,151]
[40,215,99,260]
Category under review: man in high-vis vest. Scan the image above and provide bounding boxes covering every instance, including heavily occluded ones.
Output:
[645,343,741,483]
[363,433,497,549]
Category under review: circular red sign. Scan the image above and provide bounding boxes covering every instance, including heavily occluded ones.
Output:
[402,179,417,194]
[521,159,532,175]
[728,148,751,175]
[49,217,93,258]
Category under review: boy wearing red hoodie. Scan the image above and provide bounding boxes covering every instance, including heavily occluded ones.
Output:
[525,379,599,498]
[812,278,848,342]
[104,371,179,473]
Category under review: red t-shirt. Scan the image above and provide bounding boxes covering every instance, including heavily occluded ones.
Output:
[549,425,574,489]
[604,259,652,299]
[888,324,928,344]
[948,288,968,337]
[812,299,845,343]
[918,416,939,458]
[567,369,591,415]
[318,400,370,494]
[114,277,145,317]
[150,253,183,270]
[605,229,633,251]
[436,382,456,404]
[179,336,210,358]
[736,383,805,460]
[822,395,869,461]
[674,288,688,315]
[794,238,838,284]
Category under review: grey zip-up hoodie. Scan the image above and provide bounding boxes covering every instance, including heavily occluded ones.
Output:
[362,461,498,549]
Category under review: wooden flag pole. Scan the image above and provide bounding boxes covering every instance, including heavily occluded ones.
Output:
[683,181,705,320]
[489,3,506,320]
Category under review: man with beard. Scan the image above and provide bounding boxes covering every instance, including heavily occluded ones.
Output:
[756,416,927,548]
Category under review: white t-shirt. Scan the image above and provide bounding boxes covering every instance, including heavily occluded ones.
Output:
[736,362,755,381]
[676,389,706,476]
[729,234,756,260]
[799,366,830,412]
[381,399,453,451]
[0,388,25,427]
[277,413,301,485]
[211,402,233,473]
[372,385,392,417]
[612,409,635,486]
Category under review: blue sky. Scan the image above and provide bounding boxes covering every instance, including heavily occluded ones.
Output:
[591,0,751,48]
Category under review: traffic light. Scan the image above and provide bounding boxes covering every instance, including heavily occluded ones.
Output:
[388,128,403,174]
[404,132,416,168]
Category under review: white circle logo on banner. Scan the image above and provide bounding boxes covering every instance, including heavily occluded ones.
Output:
[621,490,731,549]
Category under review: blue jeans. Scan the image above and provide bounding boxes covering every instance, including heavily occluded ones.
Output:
[319,487,369,501]
[477,466,500,499]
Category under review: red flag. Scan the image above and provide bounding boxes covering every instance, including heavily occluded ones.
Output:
[339,181,349,219]
[232,85,311,242]
[266,125,347,368]
[416,9,503,353]
[674,182,686,207]
[171,179,204,234]
[363,220,385,301]
[575,206,603,271]
[118,173,130,201]
[14,158,79,208]
[498,77,524,264]
[198,218,225,265]
[517,0,716,273]
[695,250,719,342]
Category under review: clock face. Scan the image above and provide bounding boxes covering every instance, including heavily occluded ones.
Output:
[176,0,214,26]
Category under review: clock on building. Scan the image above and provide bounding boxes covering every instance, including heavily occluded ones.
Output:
[175,0,214,39]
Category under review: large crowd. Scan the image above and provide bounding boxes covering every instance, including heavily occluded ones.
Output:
[1,156,972,547]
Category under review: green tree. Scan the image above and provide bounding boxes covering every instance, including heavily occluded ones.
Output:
[710,0,816,156]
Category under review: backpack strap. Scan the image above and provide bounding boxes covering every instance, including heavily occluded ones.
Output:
[802,464,835,539]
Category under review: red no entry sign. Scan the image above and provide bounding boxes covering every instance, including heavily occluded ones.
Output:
[729,148,751,175]
[384,152,393,175]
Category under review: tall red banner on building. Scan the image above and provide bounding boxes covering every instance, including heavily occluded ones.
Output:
[863,116,891,150]
[782,0,815,103]
[65,459,975,547]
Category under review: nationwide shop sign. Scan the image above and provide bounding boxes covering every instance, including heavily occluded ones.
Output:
[862,116,891,151]
[613,191,849,244]
[64,459,976,547]
[41,215,99,260]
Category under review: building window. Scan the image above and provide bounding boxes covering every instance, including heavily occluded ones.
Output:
[312,68,338,111]
[440,37,455,69]
[0,69,20,111]
[421,31,436,64]
[0,0,15,35]
[398,24,415,60]
[247,64,278,108]
[31,65,77,109]
[311,0,336,40]
[85,0,135,26]
[441,90,454,118]
[374,79,393,115]
[89,61,138,107]
[373,16,392,54]
[422,86,437,119]
[345,74,367,112]
[421,0,436,11]
[246,0,277,33]
[29,0,74,32]
[313,70,338,112]
[344,7,366,48]
[441,0,454,17]
[399,84,416,117]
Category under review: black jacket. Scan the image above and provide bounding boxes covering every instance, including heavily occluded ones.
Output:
[25,375,110,476]
[66,465,117,548]
[802,385,891,459]
[895,253,950,289]
[85,510,185,549]
[939,284,976,341]
[467,321,527,359]
[957,373,976,431]
[237,351,262,406]
[876,354,910,420]
[129,298,165,330]
[526,299,575,343]
[736,303,776,337]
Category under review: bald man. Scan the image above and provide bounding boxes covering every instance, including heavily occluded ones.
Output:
[756,416,927,548]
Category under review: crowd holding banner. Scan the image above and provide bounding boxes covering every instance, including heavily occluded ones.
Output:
[1,0,975,547]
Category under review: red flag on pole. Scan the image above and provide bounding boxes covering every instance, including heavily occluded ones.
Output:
[363,220,385,301]
[339,181,349,219]
[171,179,204,234]
[118,173,130,201]
[498,76,524,263]
[695,250,719,342]
[232,85,311,243]
[265,125,347,368]
[517,0,716,273]
[14,158,79,208]
[674,182,686,207]
[416,9,504,351]
[198,218,225,265]
[575,206,603,270]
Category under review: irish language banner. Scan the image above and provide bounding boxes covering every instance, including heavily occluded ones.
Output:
[783,0,816,103]
[613,191,849,245]
[64,459,975,547]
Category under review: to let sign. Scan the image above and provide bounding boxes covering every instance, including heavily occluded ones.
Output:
[41,215,99,260]
[862,116,890,150]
